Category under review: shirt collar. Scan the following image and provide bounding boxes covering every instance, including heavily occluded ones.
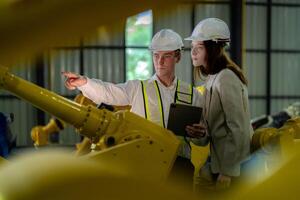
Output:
[150,74,178,89]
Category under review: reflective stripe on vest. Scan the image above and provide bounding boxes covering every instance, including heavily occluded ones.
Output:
[175,79,193,105]
[141,79,193,128]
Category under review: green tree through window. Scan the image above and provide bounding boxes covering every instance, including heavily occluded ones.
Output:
[125,10,153,80]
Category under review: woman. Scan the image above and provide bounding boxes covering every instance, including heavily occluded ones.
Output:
[185,18,253,189]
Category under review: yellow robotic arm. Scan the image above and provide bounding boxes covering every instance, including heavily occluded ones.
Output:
[0,66,180,182]
[31,92,131,148]
[30,93,92,147]
[31,118,65,146]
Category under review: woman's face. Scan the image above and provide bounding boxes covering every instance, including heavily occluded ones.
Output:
[191,41,207,68]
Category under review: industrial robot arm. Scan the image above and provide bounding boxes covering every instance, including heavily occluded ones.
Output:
[31,92,131,148]
[0,66,180,181]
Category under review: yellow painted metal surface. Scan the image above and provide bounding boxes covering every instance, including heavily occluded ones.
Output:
[232,141,300,200]
[31,118,64,146]
[30,93,131,147]
[0,66,88,131]
[196,85,205,95]
[251,127,278,153]
[86,138,176,182]
[286,117,300,139]
[0,150,198,200]
[190,142,210,192]
[0,156,8,165]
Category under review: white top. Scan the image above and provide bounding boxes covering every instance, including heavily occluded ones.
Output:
[78,74,203,127]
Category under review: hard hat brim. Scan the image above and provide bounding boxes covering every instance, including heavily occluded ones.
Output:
[184,36,207,41]
[184,36,230,43]
[148,46,184,51]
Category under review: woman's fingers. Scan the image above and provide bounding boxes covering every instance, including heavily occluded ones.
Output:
[185,125,206,138]
[192,123,206,129]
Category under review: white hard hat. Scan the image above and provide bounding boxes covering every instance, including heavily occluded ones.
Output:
[185,18,230,43]
[149,29,184,51]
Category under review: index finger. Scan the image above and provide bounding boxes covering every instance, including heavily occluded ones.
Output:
[61,71,79,78]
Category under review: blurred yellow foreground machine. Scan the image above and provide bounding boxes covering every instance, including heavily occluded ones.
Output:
[0,66,180,182]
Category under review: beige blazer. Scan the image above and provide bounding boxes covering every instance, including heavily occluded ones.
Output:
[192,68,253,177]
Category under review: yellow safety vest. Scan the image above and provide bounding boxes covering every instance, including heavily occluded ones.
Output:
[141,79,193,128]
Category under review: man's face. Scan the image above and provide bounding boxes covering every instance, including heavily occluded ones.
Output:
[152,50,179,77]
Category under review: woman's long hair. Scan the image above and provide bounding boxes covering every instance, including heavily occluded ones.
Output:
[194,40,248,85]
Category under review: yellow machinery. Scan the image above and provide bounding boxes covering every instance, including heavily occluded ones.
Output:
[0,66,181,183]
[31,93,131,147]
[251,117,300,161]
[190,85,210,192]
[227,117,300,200]
[244,117,300,187]
[31,118,65,147]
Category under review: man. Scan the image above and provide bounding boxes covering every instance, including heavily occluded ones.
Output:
[63,29,202,128]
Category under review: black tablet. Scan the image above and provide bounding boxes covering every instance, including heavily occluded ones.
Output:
[167,103,202,136]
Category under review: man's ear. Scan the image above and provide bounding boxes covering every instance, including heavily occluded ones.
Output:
[175,53,181,63]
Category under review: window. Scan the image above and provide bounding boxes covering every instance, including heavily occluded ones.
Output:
[125,10,153,80]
